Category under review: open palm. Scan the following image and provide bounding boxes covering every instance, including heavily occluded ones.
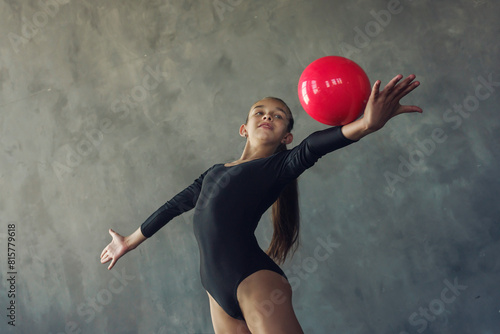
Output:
[362,74,423,131]
[100,229,129,270]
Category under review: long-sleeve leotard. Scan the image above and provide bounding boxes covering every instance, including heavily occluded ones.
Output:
[139,125,356,320]
[141,126,355,237]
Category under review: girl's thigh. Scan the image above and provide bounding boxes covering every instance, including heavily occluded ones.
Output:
[207,291,251,334]
[236,270,304,334]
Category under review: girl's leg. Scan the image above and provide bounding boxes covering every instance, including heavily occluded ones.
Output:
[207,291,252,334]
[236,270,304,334]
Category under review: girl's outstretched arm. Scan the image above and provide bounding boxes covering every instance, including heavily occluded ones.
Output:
[99,166,213,270]
[100,228,147,270]
[342,74,422,141]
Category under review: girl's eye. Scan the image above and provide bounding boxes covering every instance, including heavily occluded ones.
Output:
[275,115,283,119]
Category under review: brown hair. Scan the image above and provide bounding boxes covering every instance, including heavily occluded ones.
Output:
[246,97,300,264]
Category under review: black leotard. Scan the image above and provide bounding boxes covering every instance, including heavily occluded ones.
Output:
[140,126,356,320]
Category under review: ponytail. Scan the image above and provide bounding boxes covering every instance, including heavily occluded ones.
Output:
[260,97,300,264]
[267,142,300,264]
[245,97,300,264]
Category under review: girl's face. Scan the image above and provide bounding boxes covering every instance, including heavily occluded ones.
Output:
[240,98,293,146]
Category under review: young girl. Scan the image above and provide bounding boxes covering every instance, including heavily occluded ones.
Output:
[100,74,422,333]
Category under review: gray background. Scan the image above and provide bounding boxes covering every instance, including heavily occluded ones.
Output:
[1,0,499,333]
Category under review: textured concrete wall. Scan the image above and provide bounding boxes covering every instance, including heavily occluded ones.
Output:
[1,0,499,333]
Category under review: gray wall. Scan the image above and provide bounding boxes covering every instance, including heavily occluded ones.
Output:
[1,0,499,333]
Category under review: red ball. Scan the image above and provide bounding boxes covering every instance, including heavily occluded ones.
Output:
[298,56,371,126]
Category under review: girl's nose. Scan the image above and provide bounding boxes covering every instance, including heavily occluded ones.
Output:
[262,114,272,121]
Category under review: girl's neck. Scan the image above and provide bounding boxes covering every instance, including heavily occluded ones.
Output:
[229,142,279,165]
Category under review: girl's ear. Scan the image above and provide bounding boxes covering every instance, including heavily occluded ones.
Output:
[239,124,248,138]
[282,132,293,145]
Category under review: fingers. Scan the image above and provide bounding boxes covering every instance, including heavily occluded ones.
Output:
[100,229,115,259]
[100,247,107,259]
[399,79,420,98]
[382,74,403,92]
[109,258,117,270]
[396,105,423,115]
[370,80,381,99]
[382,74,419,98]
[101,254,110,264]
[100,247,110,262]
[396,75,419,97]
[100,251,117,271]
[395,75,419,96]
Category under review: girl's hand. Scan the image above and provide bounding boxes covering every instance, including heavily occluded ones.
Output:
[100,229,129,270]
[362,74,422,132]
